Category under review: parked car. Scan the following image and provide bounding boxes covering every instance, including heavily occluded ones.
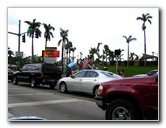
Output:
[12,63,62,89]
[57,69,122,96]
[133,69,158,77]
[95,74,158,120]
[8,68,13,81]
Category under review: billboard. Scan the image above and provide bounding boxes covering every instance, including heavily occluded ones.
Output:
[42,50,60,57]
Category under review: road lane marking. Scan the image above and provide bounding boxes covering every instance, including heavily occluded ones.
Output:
[8,99,83,108]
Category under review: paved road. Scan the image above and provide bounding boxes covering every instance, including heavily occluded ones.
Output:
[8,81,105,121]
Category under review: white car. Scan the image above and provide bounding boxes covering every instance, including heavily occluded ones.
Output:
[133,69,158,77]
[57,69,122,96]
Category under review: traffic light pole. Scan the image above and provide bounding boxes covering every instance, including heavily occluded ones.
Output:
[18,20,21,53]
[8,20,26,69]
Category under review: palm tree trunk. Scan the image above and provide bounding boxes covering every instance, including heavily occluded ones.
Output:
[61,43,64,74]
[73,51,74,61]
[32,35,34,63]
[45,39,47,48]
[127,43,129,67]
[144,30,146,67]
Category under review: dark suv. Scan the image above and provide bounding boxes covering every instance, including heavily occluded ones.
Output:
[12,63,62,89]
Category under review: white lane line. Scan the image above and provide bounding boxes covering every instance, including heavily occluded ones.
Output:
[8,99,83,108]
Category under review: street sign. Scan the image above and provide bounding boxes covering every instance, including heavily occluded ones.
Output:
[44,57,57,64]
[16,56,22,61]
[15,51,23,57]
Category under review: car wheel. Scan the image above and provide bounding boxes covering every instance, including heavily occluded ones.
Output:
[93,86,99,96]
[105,99,141,120]
[30,78,37,88]
[13,76,18,85]
[49,83,56,89]
[59,82,67,93]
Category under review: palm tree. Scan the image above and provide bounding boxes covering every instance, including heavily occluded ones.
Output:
[96,42,102,59]
[8,47,14,68]
[89,48,97,62]
[137,13,152,66]
[103,45,110,66]
[70,47,76,61]
[24,19,41,63]
[43,23,55,48]
[65,41,73,63]
[58,28,69,73]
[123,35,137,66]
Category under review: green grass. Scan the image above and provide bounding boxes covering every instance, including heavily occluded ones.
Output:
[99,65,158,77]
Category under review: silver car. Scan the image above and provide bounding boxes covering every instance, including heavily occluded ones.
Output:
[133,69,158,77]
[57,70,122,96]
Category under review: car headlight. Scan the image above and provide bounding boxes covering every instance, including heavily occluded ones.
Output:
[97,85,103,95]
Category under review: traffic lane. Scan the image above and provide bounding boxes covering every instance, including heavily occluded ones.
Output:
[9,99,105,120]
[9,86,95,104]
[9,82,95,103]
[8,82,105,120]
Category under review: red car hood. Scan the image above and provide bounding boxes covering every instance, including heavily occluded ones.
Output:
[102,75,157,86]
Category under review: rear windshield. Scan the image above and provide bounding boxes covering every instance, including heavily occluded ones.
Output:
[101,71,121,78]
[42,64,61,74]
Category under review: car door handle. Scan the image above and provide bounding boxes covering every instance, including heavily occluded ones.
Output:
[79,79,82,81]
[94,79,97,81]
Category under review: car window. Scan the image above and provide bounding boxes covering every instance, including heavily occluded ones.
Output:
[85,71,98,77]
[74,71,86,78]
[101,71,121,78]
[21,65,27,71]
[26,65,32,71]
[31,65,39,70]
[42,64,61,73]
[147,70,157,76]
[8,68,12,72]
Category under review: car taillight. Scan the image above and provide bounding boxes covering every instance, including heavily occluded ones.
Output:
[97,85,103,95]
[41,73,44,78]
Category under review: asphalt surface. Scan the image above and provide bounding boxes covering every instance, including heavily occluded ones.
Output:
[8,81,105,121]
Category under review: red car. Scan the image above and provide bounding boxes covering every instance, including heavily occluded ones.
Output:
[95,74,158,120]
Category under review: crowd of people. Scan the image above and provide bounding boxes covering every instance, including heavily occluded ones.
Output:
[65,61,125,78]
[65,57,126,77]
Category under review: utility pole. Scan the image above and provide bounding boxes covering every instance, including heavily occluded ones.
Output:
[18,20,21,53]
[8,20,25,69]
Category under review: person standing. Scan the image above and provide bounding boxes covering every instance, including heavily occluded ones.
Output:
[120,69,125,77]
[66,66,72,77]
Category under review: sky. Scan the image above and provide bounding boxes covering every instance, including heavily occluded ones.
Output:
[8,7,159,61]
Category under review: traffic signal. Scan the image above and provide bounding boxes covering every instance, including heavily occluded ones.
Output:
[22,34,25,42]
[35,31,38,38]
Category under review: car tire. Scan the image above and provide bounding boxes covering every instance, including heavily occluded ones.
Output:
[93,85,99,96]
[59,82,67,93]
[13,76,18,85]
[30,78,37,88]
[105,99,141,120]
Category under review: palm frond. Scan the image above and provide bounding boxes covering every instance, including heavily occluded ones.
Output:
[58,40,62,46]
